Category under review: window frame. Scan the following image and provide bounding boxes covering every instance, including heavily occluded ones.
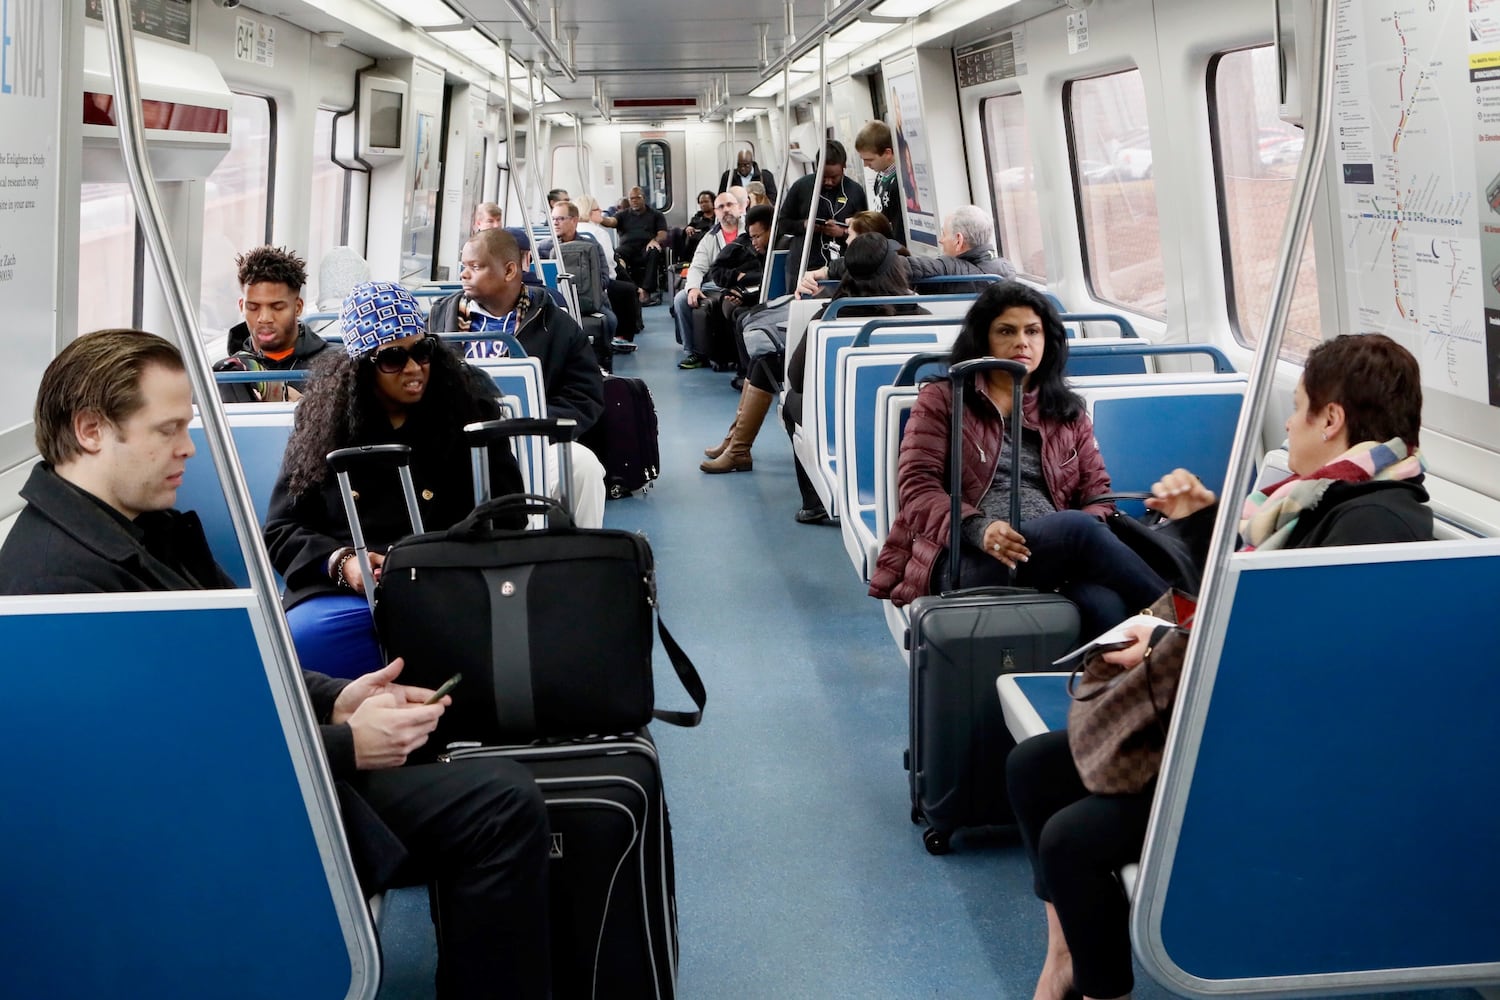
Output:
[978,91,1046,281]
[1063,69,1165,319]
[635,140,672,212]
[1206,46,1321,362]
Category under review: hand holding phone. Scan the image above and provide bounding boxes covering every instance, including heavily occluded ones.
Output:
[424,673,463,705]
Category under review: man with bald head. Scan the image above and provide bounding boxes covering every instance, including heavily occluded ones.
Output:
[718,149,777,204]
[427,227,608,527]
[598,187,668,305]
[672,187,746,367]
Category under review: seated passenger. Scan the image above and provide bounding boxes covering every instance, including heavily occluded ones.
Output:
[774,223,926,522]
[854,120,907,247]
[677,189,717,263]
[502,227,568,311]
[597,186,668,304]
[0,328,550,1000]
[745,180,772,208]
[1007,332,1432,1000]
[675,188,746,370]
[540,201,641,354]
[867,281,1168,634]
[266,282,527,679]
[574,194,616,253]
[214,246,329,403]
[798,204,1016,295]
[700,231,913,489]
[547,188,569,207]
[471,200,503,234]
[427,229,608,528]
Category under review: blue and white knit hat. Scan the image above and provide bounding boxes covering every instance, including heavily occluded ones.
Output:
[341,280,426,358]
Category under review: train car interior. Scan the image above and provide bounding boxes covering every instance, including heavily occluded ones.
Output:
[0,0,1497,997]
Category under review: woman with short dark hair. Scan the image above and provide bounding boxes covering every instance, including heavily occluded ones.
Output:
[1008,332,1432,1000]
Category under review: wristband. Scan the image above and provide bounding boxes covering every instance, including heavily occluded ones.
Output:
[332,549,359,589]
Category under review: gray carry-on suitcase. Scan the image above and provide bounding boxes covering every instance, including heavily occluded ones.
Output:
[905,358,1080,855]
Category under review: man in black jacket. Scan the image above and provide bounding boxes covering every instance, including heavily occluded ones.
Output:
[428,227,607,526]
[0,329,550,1000]
[776,140,869,290]
[718,149,777,204]
[214,245,329,403]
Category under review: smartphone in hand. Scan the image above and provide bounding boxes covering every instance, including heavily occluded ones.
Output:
[424,673,463,705]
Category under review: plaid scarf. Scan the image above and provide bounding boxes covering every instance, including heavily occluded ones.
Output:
[1239,438,1425,551]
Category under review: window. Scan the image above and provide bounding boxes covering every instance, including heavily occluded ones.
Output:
[78,183,139,332]
[981,94,1046,279]
[306,108,351,310]
[1066,70,1165,317]
[199,93,274,343]
[1210,47,1321,361]
[636,140,671,211]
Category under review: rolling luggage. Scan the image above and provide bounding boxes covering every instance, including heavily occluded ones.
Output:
[560,240,604,315]
[905,358,1080,855]
[580,374,661,498]
[440,731,679,1000]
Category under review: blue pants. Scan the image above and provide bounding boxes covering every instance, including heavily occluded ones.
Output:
[286,593,385,679]
[932,509,1169,638]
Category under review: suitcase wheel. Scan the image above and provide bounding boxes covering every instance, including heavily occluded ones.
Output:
[922,828,952,856]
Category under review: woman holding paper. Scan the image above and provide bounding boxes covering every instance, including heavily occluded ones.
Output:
[1009,332,1431,1000]
[867,281,1169,637]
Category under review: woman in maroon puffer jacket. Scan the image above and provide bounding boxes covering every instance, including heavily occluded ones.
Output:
[867,281,1167,636]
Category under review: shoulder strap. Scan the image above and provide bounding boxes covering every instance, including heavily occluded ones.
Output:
[650,616,707,727]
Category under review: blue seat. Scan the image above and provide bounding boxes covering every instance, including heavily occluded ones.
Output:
[179,407,298,586]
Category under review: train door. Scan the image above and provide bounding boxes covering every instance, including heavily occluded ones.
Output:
[620,130,687,225]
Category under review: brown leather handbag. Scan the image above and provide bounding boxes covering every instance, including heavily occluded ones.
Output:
[1066,590,1190,795]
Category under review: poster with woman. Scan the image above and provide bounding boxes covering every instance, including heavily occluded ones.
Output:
[884,55,939,248]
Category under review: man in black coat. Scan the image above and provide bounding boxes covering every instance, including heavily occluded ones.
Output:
[718,149,778,204]
[0,329,551,1000]
[776,139,869,290]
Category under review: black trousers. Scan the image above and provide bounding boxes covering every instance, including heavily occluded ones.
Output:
[781,394,826,513]
[618,242,662,294]
[1007,731,1154,999]
[606,280,642,336]
[355,757,551,1000]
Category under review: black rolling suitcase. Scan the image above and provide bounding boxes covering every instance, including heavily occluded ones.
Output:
[441,731,678,1000]
[906,358,1080,855]
[580,374,661,498]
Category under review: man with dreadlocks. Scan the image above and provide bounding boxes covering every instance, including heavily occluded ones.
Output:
[265,281,527,680]
[213,245,330,403]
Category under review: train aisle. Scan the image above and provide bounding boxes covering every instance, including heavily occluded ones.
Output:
[375,302,1482,1000]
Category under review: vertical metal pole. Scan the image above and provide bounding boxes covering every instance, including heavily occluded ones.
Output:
[98,1,378,990]
[794,37,829,286]
[500,39,525,233]
[767,60,793,269]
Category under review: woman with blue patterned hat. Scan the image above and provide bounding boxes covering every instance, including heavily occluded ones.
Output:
[265,280,525,678]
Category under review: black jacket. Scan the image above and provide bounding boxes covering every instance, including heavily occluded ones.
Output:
[775,172,869,271]
[427,287,605,434]
[827,243,1017,285]
[217,321,331,403]
[0,463,358,776]
[718,163,777,203]
[264,365,526,611]
[708,233,766,297]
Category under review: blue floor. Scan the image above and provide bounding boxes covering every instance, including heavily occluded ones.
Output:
[377,301,1484,1000]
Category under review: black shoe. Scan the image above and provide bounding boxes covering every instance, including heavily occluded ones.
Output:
[795,506,830,525]
[646,294,663,307]
[730,374,745,391]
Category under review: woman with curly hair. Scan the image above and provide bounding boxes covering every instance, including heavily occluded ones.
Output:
[265,281,524,678]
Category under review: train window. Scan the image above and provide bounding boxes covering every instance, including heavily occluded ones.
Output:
[78,183,140,331]
[1065,70,1165,317]
[1210,47,1321,361]
[199,92,275,341]
[635,141,671,211]
[980,93,1046,279]
[307,108,351,309]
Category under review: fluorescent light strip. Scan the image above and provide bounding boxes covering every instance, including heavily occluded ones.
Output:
[371,0,462,27]
[870,0,943,17]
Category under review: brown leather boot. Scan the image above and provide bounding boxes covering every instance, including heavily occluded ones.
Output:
[703,413,738,459]
[700,385,773,473]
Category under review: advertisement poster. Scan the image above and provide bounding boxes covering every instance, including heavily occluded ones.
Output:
[884,58,938,247]
[2,0,63,435]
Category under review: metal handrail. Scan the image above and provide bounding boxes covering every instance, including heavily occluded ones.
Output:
[98,3,379,994]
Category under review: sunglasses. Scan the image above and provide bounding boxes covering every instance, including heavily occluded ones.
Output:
[367,337,438,374]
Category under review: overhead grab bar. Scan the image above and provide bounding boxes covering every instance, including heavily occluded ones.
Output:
[97,2,379,990]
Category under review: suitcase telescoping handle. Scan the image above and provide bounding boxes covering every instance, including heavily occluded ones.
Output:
[463,417,578,514]
[946,357,1028,593]
[326,444,426,617]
